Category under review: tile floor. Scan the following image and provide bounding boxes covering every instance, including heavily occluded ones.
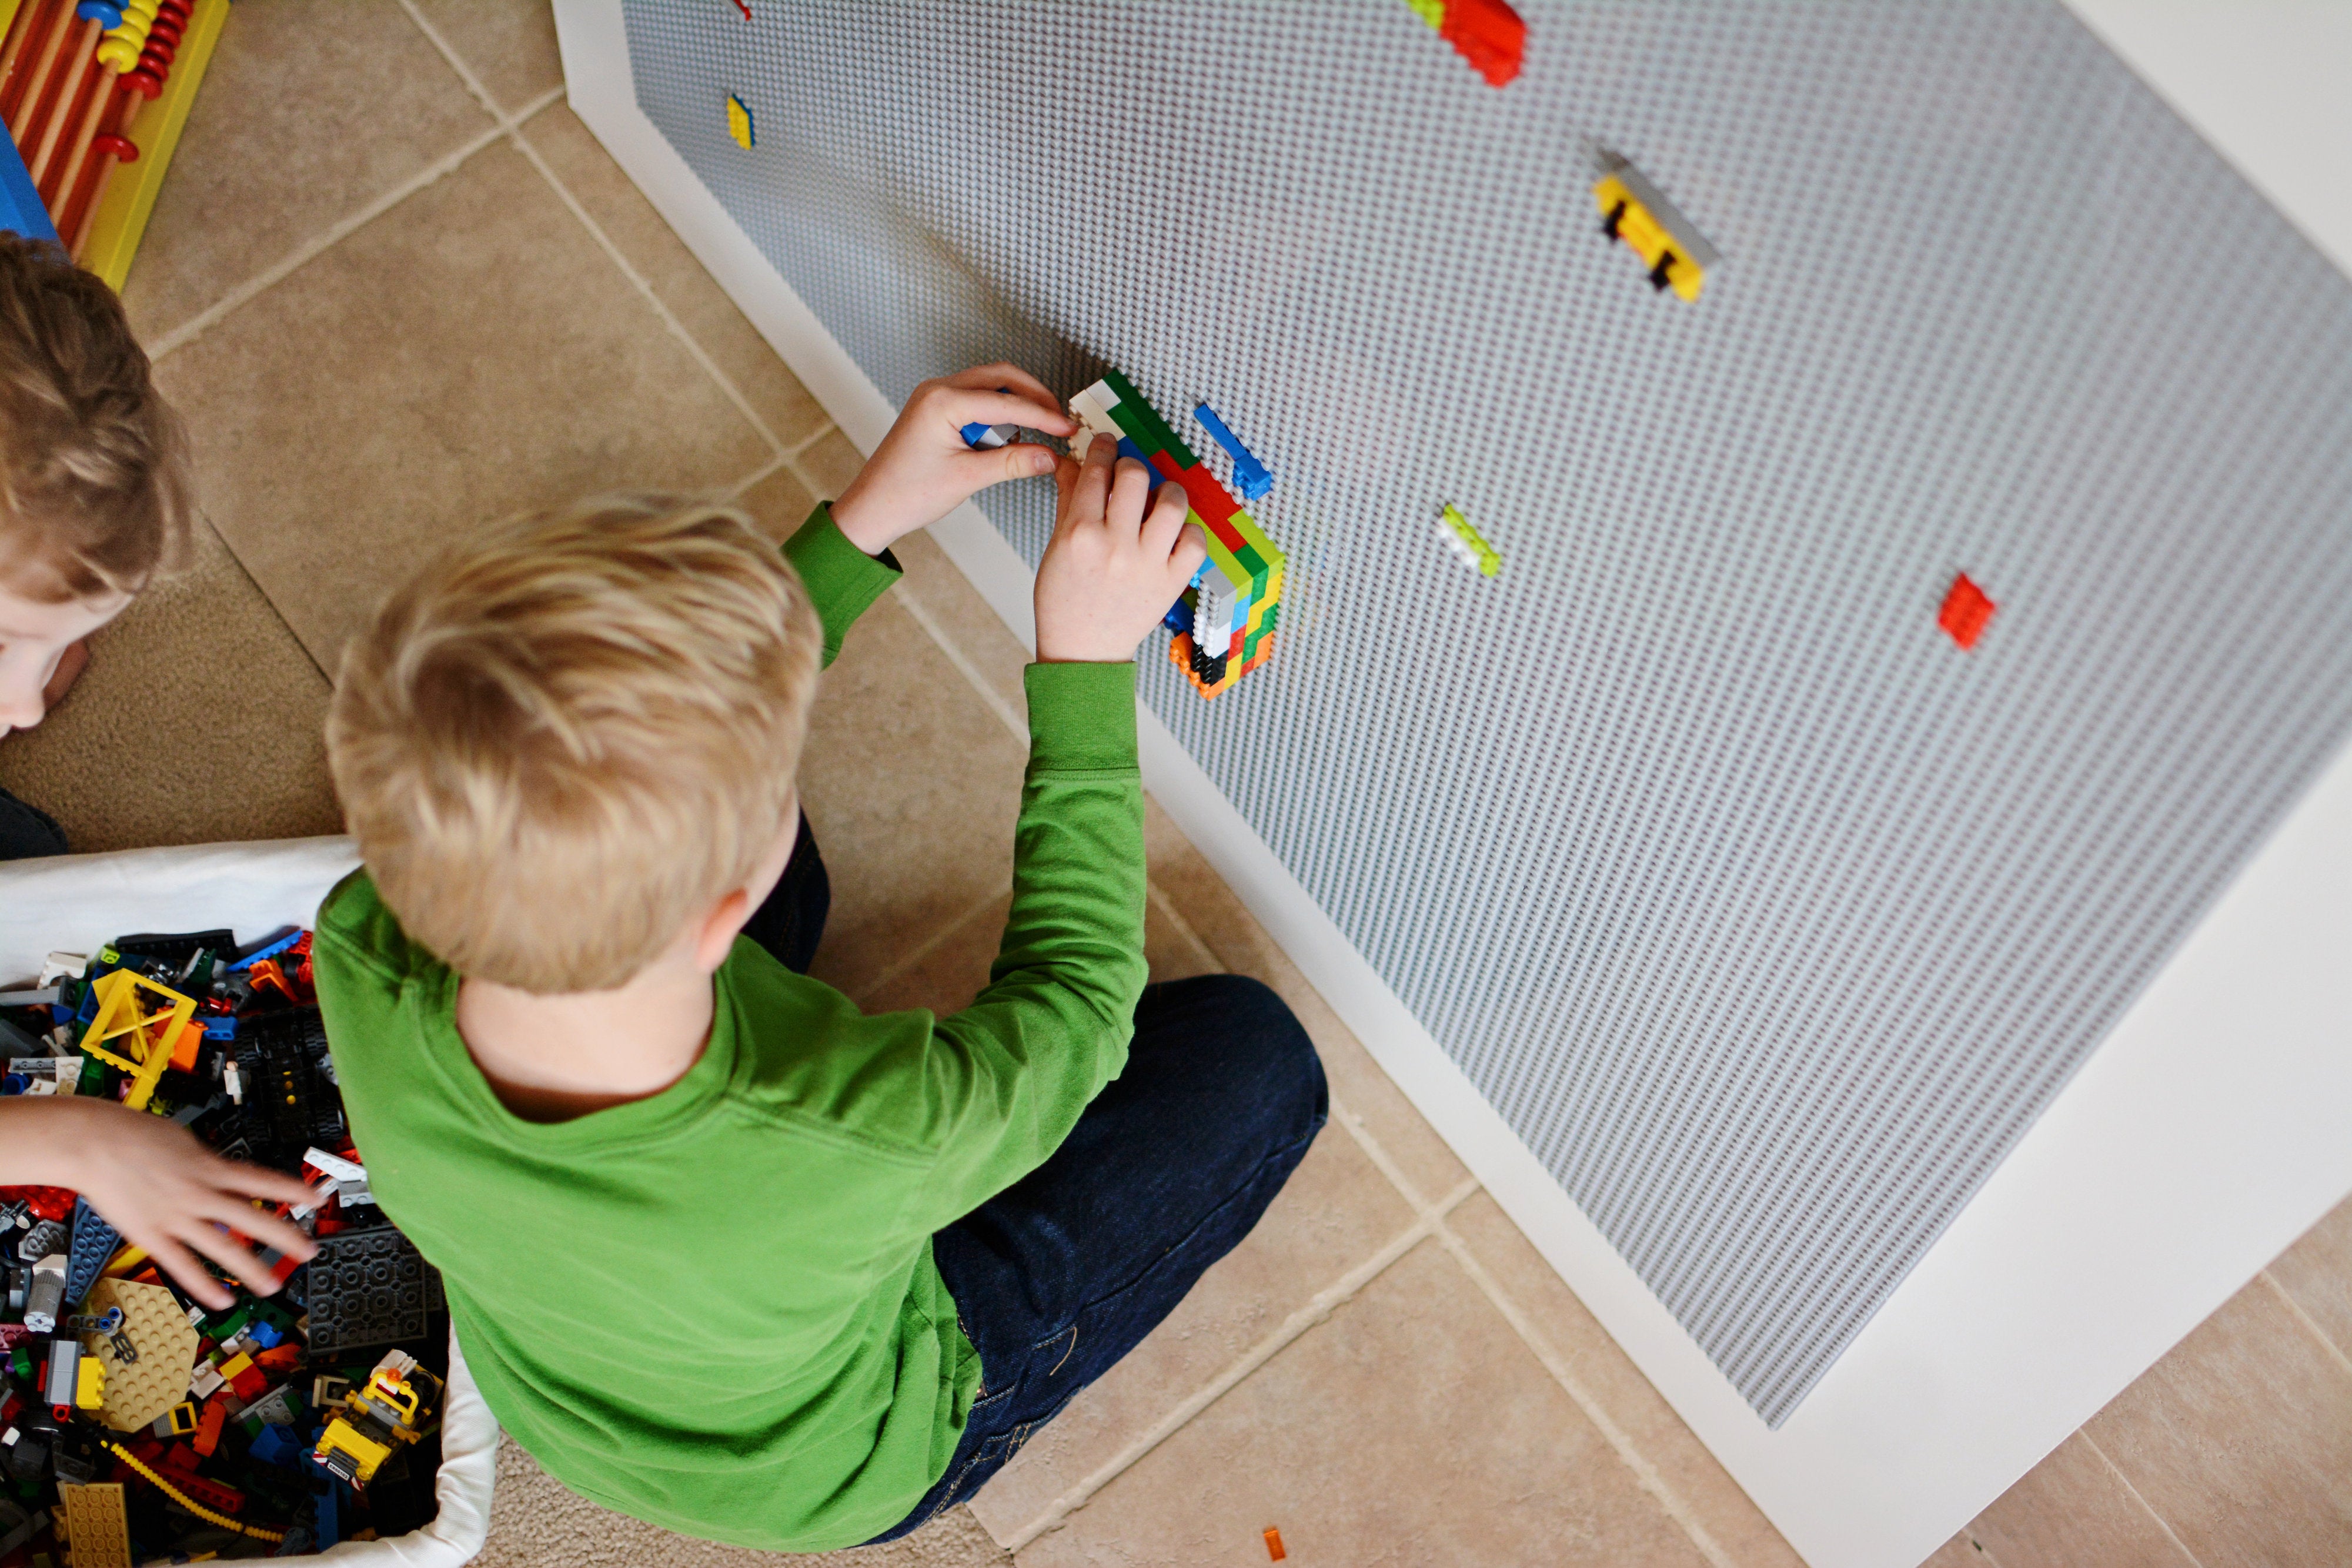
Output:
[4,5,2348,1564]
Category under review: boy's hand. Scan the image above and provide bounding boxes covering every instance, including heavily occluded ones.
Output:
[829,364,1076,556]
[0,1096,319,1309]
[1034,433,1210,663]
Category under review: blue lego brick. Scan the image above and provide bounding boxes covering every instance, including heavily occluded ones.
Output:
[248,1423,305,1468]
[227,928,302,971]
[1192,402,1272,502]
[64,1196,119,1308]
[1161,591,1194,635]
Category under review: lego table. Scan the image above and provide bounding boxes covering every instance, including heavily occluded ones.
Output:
[0,834,500,1566]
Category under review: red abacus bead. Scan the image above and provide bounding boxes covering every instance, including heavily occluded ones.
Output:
[119,69,162,98]
[138,42,176,71]
[91,132,138,161]
[146,16,183,44]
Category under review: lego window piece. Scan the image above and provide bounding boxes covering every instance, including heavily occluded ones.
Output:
[1595,158,1718,302]
[1939,571,1996,650]
[726,92,754,150]
[1191,402,1272,502]
[1437,502,1502,577]
[1402,0,1525,87]
[1073,370,1287,700]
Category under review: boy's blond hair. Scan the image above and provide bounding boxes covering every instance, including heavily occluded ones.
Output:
[0,235,192,602]
[326,494,824,994]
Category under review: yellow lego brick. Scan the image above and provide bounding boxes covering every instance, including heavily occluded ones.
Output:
[1594,162,1718,302]
[83,1278,201,1433]
[726,92,754,150]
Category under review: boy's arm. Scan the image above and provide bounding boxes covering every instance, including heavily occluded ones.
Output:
[900,660,1148,1225]
[781,504,901,670]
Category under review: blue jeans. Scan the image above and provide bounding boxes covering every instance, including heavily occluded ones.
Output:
[743,815,1329,1543]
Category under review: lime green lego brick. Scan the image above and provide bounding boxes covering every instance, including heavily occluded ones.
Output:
[1225,506,1288,581]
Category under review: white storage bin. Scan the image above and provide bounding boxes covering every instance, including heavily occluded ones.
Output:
[0,836,500,1566]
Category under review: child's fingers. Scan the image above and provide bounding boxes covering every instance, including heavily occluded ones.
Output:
[1169,521,1211,584]
[960,442,1057,488]
[944,385,1075,439]
[143,1233,235,1309]
[199,1193,317,1260]
[1140,480,1191,557]
[1068,432,1118,526]
[942,363,1071,429]
[1105,456,1154,537]
[213,1164,325,1210]
[183,1220,295,1296]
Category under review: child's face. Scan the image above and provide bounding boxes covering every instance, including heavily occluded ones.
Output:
[0,579,131,736]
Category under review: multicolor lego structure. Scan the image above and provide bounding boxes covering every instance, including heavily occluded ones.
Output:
[1402,0,1526,88]
[0,0,228,286]
[1068,370,1286,699]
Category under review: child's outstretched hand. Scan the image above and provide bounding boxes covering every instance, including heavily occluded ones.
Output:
[0,1095,319,1308]
[1035,433,1210,663]
[829,363,1076,556]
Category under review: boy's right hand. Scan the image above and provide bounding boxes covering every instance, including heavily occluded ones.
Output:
[1034,434,1209,663]
[1,1095,320,1308]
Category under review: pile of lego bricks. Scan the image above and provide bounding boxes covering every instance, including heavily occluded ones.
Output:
[1069,370,1287,700]
[0,0,228,283]
[0,927,449,1563]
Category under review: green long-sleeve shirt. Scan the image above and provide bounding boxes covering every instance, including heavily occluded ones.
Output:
[312,507,1148,1552]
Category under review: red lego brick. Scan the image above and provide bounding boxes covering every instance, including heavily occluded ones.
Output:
[1440,0,1526,87]
[1939,573,1996,650]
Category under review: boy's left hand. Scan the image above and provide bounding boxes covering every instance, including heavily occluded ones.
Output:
[828,363,1075,556]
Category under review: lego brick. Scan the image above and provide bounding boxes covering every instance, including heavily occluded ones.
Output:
[1098,369,1201,468]
[1438,502,1502,577]
[725,91,753,149]
[64,1195,119,1308]
[304,1225,436,1355]
[1192,402,1272,502]
[1939,571,1996,649]
[1594,158,1717,302]
[57,1482,132,1568]
[82,1278,200,1432]
[1437,0,1526,88]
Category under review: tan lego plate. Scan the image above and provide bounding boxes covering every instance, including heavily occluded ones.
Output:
[81,1277,200,1433]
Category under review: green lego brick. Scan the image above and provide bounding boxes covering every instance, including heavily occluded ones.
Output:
[1100,369,1201,469]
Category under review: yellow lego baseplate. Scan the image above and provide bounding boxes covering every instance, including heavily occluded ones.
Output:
[82,1277,201,1433]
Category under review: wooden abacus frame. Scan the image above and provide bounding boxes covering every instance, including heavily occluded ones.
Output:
[0,0,226,287]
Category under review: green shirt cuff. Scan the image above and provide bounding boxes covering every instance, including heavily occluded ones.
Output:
[781,503,901,667]
[1024,661,1138,775]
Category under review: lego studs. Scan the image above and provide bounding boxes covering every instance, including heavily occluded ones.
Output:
[1595,157,1716,302]
[1437,502,1501,577]
[725,92,754,150]
[1939,573,1995,650]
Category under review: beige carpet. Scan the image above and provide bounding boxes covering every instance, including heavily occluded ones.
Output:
[474,1439,1010,1567]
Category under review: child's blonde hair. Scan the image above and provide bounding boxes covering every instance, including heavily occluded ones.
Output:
[327,494,824,994]
[0,235,193,601]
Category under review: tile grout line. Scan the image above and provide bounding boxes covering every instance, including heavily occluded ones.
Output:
[1327,1079,1740,1567]
[888,587,1031,747]
[392,0,797,467]
[507,124,793,463]
[2258,1267,2352,1380]
[192,510,337,690]
[723,453,789,502]
[146,115,515,363]
[2079,1429,2207,1568]
[1145,881,1218,973]
[1000,1176,1479,1553]
[850,882,1010,1008]
[1432,1223,1736,1568]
